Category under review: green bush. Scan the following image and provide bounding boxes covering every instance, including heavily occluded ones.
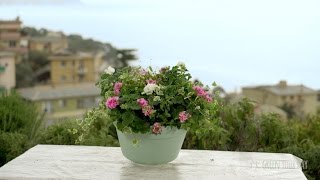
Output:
[182,98,319,179]
[0,131,27,165]
[2,92,319,179]
[39,120,79,145]
[0,92,44,166]
[40,108,119,147]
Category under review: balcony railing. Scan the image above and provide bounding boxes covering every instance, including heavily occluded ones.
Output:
[0,32,20,40]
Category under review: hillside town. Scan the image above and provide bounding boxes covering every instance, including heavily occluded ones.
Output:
[0,17,136,125]
[1,17,320,126]
[1,0,320,178]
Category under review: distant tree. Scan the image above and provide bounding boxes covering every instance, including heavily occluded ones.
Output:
[67,34,111,53]
[114,49,138,67]
[16,51,50,87]
[28,51,49,70]
[280,103,296,119]
[21,27,47,37]
[212,86,227,98]
[16,61,34,88]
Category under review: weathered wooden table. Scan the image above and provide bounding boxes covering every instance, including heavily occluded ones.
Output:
[0,145,307,179]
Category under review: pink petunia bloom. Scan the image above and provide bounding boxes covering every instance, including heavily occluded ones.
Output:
[179,111,190,123]
[139,69,148,75]
[114,82,123,95]
[205,94,213,102]
[105,96,119,109]
[152,122,162,134]
[142,106,153,116]
[137,98,148,107]
[193,86,207,97]
[146,79,157,84]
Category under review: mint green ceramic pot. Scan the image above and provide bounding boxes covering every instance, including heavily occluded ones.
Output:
[114,122,187,165]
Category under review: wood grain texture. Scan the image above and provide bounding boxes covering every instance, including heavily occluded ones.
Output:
[0,145,307,180]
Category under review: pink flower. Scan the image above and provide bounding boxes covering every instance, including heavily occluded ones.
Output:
[146,79,157,84]
[193,85,213,103]
[205,94,213,102]
[152,122,162,134]
[105,96,119,109]
[114,82,123,95]
[137,98,148,107]
[139,69,148,75]
[142,106,153,116]
[193,86,207,97]
[179,111,190,123]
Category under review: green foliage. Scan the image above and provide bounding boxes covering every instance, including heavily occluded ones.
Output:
[15,61,34,88]
[0,131,28,164]
[0,92,43,141]
[75,108,119,146]
[280,103,296,119]
[16,51,50,87]
[28,50,49,70]
[113,49,138,67]
[40,108,119,147]
[182,98,320,179]
[39,120,79,145]
[0,92,44,166]
[21,27,48,37]
[67,34,114,53]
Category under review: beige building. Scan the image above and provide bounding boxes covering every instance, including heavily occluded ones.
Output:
[242,80,318,116]
[18,83,101,125]
[0,17,28,59]
[49,52,96,85]
[29,35,68,54]
[0,52,16,91]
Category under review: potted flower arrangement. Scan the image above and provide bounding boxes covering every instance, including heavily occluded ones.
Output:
[97,63,219,165]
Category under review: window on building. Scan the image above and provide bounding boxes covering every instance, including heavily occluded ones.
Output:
[77,97,97,109]
[42,101,53,113]
[290,96,294,100]
[9,41,16,47]
[79,60,84,68]
[59,99,67,108]
[61,61,66,67]
[77,99,84,109]
[78,74,84,82]
[282,96,287,101]
[61,75,66,82]
[298,95,302,101]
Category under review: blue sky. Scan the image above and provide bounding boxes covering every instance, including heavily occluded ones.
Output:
[0,0,319,92]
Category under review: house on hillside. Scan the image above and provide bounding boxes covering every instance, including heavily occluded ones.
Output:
[29,35,68,54]
[0,17,28,61]
[17,83,101,126]
[48,51,95,85]
[0,52,16,91]
[242,80,318,116]
[48,51,107,85]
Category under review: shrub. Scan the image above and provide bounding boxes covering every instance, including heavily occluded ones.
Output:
[39,120,79,145]
[0,92,43,166]
[0,131,27,165]
[40,108,119,147]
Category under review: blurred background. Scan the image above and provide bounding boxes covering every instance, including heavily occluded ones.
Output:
[0,0,320,179]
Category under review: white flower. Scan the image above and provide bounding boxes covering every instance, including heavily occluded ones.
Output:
[153,96,161,102]
[195,106,201,110]
[143,84,160,95]
[104,66,115,75]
